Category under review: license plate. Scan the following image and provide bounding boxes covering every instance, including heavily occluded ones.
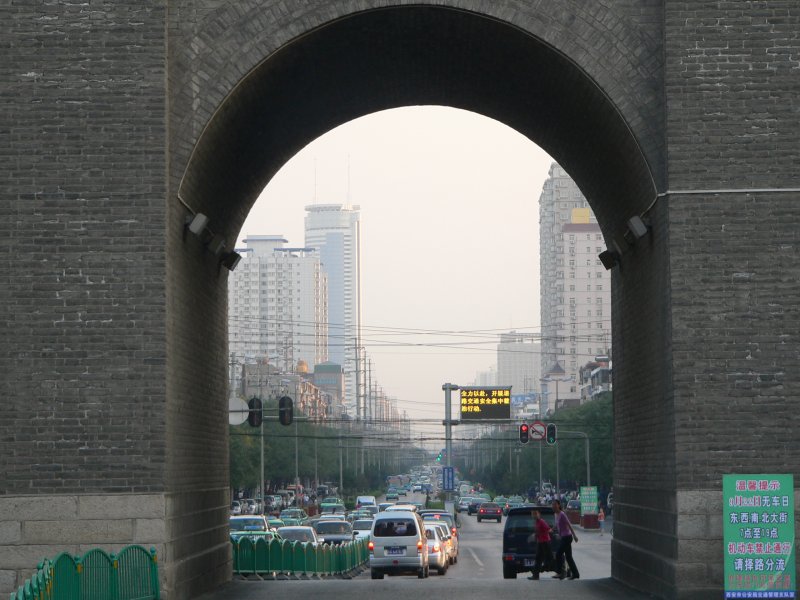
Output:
[524,559,535,567]
[387,547,405,556]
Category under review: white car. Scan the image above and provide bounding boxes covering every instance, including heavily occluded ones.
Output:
[231,501,242,515]
[424,524,449,575]
[353,519,373,541]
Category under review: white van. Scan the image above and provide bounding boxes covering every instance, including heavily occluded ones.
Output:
[369,511,429,579]
[356,495,377,509]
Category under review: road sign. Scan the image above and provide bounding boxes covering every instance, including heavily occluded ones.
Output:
[228,396,248,426]
[530,420,546,441]
[443,467,455,492]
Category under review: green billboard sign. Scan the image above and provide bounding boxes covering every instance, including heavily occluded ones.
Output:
[580,486,598,516]
[723,474,796,599]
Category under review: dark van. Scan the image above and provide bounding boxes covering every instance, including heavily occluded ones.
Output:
[502,505,564,579]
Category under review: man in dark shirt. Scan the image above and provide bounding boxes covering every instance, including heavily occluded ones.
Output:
[528,509,553,580]
[552,499,580,580]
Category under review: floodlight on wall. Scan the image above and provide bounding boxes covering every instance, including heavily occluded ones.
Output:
[626,215,650,241]
[206,234,227,256]
[220,250,242,272]
[186,213,209,236]
[598,250,620,270]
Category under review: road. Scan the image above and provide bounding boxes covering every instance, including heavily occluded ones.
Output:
[199,494,652,600]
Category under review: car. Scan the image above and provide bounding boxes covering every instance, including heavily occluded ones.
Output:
[477,502,502,523]
[352,519,373,541]
[267,518,285,530]
[277,526,320,545]
[467,498,484,515]
[386,492,399,501]
[230,501,242,515]
[429,522,454,566]
[412,484,423,492]
[369,511,429,579]
[397,488,408,497]
[501,505,567,579]
[356,495,377,509]
[419,511,458,562]
[229,515,275,542]
[383,504,418,513]
[320,503,347,515]
[424,524,449,575]
[314,519,354,545]
[378,502,395,512]
[280,508,308,523]
[456,497,473,513]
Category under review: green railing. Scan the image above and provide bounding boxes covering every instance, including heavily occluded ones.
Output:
[10,546,160,600]
[231,537,369,578]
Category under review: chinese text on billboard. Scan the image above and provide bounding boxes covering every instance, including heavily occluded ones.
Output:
[459,387,512,421]
[723,474,795,599]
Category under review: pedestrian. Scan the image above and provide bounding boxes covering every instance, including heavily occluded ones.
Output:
[552,499,580,580]
[598,505,605,536]
[527,509,553,580]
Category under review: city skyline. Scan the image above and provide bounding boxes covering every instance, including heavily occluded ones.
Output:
[240,106,557,439]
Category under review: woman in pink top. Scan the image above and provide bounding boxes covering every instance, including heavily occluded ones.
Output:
[552,499,580,580]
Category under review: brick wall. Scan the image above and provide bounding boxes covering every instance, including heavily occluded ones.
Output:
[1,2,168,494]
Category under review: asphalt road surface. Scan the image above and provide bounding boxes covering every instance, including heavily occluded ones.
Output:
[199,494,653,600]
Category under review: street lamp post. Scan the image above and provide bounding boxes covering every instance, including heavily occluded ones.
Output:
[559,430,591,486]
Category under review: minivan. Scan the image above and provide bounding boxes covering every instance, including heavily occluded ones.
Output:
[369,511,429,578]
[356,495,377,509]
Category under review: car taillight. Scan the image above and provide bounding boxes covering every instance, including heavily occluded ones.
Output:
[433,544,440,552]
[451,527,457,535]
[368,541,374,551]
[417,540,423,550]
[480,509,485,513]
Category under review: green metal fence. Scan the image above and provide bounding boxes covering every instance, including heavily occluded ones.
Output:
[231,537,368,578]
[10,546,159,600]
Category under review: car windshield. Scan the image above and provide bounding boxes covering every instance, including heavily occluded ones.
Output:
[315,522,352,535]
[482,503,500,509]
[278,528,315,542]
[353,520,373,530]
[321,505,346,514]
[373,519,417,537]
[230,518,266,532]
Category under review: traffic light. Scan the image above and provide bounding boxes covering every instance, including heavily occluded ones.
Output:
[247,397,263,427]
[519,423,530,444]
[436,452,442,462]
[278,396,293,426]
[546,423,557,445]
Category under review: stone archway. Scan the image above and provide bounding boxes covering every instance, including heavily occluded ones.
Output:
[168,4,668,599]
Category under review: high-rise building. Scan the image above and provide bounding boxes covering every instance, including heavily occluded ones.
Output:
[304,204,362,415]
[539,163,612,413]
[496,332,541,396]
[228,235,328,370]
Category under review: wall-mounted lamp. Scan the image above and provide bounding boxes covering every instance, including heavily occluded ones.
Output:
[598,250,620,270]
[186,213,209,236]
[626,216,650,242]
[206,234,227,256]
[219,251,242,272]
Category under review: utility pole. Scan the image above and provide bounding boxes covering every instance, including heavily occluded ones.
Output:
[354,338,361,422]
[442,383,459,503]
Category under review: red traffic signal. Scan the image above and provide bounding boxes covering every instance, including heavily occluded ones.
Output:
[519,423,530,444]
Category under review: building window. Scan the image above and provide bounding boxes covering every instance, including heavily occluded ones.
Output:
[596,284,603,291]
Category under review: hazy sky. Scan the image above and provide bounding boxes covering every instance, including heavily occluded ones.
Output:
[240,106,554,439]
